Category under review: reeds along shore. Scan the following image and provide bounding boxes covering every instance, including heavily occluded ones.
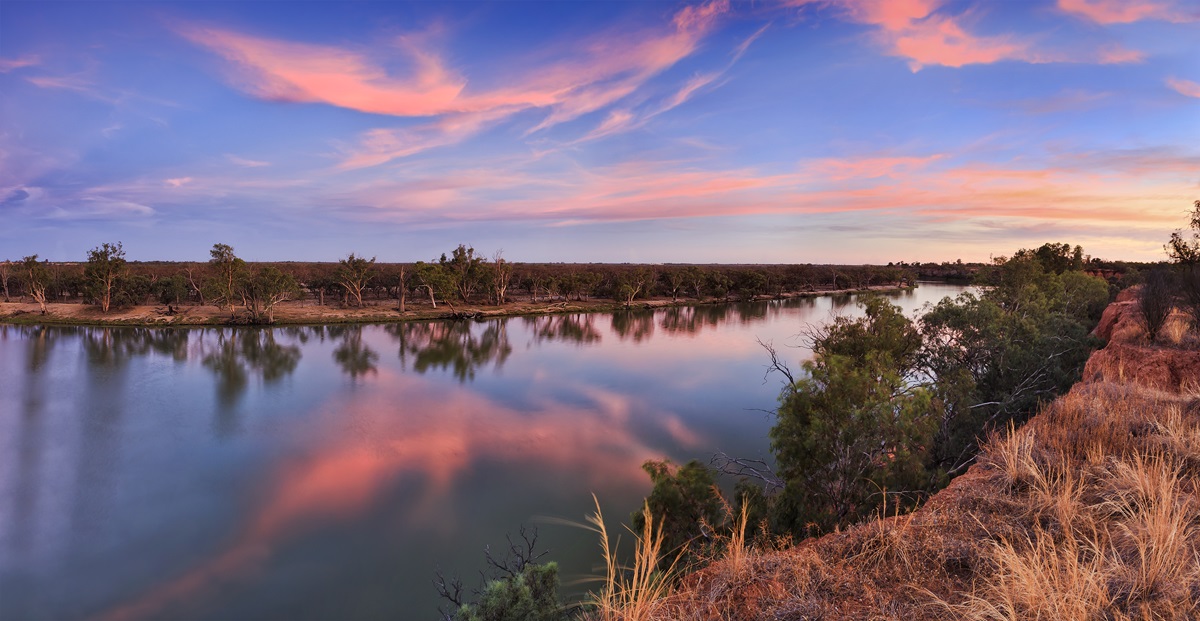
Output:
[593,290,1200,621]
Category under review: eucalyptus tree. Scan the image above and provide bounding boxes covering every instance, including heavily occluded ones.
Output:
[413,261,450,308]
[613,268,654,308]
[209,243,245,313]
[0,259,11,302]
[392,264,409,312]
[242,266,299,323]
[490,250,513,305]
[21,255,49,314]
[662,268,686,301]
[85,242,127,313]
[337,253,375,307]
[684,266,707,298]
[440,244,485,303]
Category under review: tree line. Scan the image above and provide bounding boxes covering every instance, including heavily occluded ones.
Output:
[2,242,921,321]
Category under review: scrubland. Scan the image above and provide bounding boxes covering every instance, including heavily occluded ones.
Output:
[596,290,1200,621]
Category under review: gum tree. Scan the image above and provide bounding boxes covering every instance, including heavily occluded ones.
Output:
[85,242,127,313]
[21,255,49,314]
[209,243,245,313]
[337,253,375,307]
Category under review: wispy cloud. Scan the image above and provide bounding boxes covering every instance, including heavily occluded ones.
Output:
[325,148,1197,235]
[1057,0,1195,24]
[789,0,1148,70]
[225,154,271,168]
[0,55,39,72]
[1167,77,1200,98]
[572,20,766,144]
[181,1,732,168]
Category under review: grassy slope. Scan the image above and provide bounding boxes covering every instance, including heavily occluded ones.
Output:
[636,290,1200,620]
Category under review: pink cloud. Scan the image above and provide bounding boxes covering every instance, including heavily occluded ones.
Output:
[181,0,731,165]
[1057,0,1190,23]
[177,26,467,116]
[225,154,270,168]
[0,55,38,72]
[891,15,1030,70]
[790,0,1148,69]
[787,0,1033,70]
[1167,77,1200,98]
[1096,44,1146,64]
[808,154,943,180]
[337,106,520,169]
[332,148,1197,236]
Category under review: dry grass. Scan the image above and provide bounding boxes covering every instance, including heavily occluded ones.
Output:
[584,496,682,621]
[622,301,1200,621]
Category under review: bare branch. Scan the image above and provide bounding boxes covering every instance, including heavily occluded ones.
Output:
[711,451,784,492]
[758,338,795,385]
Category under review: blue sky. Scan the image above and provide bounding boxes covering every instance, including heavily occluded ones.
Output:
[1,0,1198,263]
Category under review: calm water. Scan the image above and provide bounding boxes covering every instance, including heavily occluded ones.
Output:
[0,283,968,620]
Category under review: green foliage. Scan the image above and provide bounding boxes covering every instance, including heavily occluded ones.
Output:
[632,460,725,568]
[771,297,936,533]
[731,269,767,301]
[241,266,299,323]
[209,243,246,312]
[414,261,453,308]
[116,273,153,307]
[920,253,1103,477]
[153,274,189,306]
[337,253,375,307]
[440,244,486,303]
[21,255,50,312]
[1179,265,1200,325]
[612,268,653,307]
[1018,242,1084,274]
[719,245,1109,539]
[84,241,127,312]
[1138,269,1175,342]
[1165,200,1200,265]
[454,563,565,621]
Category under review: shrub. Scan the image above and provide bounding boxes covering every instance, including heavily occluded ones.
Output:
[1139,269,1175,342]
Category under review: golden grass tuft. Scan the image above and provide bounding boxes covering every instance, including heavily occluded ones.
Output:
[584,495,681,621]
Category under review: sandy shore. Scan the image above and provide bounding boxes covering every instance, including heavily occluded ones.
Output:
[0,285,909,327]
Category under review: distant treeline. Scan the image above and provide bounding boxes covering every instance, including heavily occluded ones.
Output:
[4,243,929,315]
[4,242,1152,321]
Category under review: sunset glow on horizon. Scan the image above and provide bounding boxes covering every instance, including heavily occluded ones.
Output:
[2,0,1197,263]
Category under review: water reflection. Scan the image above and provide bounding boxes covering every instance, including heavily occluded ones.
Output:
[200,328,302,412]
[522,314,601,345]
[330,326,379,381]
[84,328,190,367]
[611,311,655,342]
[0,284,973,621]
[386,321,511,382]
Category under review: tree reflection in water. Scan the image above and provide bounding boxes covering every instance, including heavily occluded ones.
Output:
[329,325,379,381]
[200,328,302,416]
[82,327,190,368]
[522,313,601,345]
[385,320,512,382]
[610,311,655,342]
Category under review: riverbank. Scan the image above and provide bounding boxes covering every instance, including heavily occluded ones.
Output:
[638,289,1200,619]
[0,285,912,327]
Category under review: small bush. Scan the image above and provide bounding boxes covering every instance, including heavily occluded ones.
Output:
[1139,270,1175,342]
[1179,265,1200,327]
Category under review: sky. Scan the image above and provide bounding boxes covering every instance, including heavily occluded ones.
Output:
[1,0,1198,264]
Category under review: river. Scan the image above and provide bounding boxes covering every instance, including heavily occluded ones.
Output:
[0,283,970,620]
